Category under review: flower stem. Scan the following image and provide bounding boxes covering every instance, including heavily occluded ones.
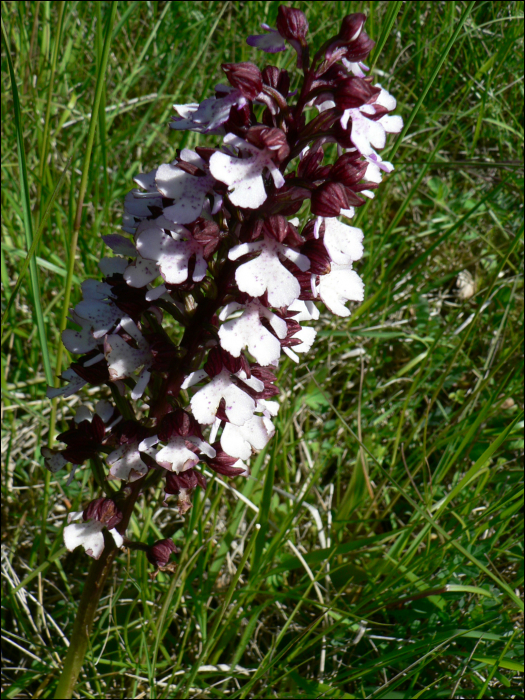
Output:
[55,478,141,698]
[54,535,117,699]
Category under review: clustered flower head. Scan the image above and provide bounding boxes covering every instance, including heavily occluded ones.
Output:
[44,6,402,566]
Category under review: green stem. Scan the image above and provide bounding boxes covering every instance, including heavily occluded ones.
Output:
[54,534,118,699]
[55,478,140,698]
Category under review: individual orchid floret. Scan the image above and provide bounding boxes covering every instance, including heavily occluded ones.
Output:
[104,316,152,400]
[218,299,288,365]
[153,435,216,473]
[186,349,260,426]
[147,538,180,569]
[220,414,275,461]
[247,23,286,54]
[106,440,152,482]
[190,368,256,426]
[317,263,365,317]
[164,468,207,514]
[41,400,115,476]
[247,6,308,67]
[63,497,124,560]
[229,235,310,308]
[340,85,403,161]
[155,149,217,224]
[209,131,286,209]
[133,218,208,286]
[170,85,247,134]
[146,407,216,472]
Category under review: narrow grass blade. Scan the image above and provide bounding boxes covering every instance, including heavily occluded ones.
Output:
[1,18,53,385]
[53,1,118,385]
[369,1,404,69]
[388,0,476,162]
[1,156,73,329]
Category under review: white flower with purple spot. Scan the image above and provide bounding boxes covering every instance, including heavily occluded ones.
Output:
[190,369,257,426]
[228,236,310,308]
[63,512,123,560]
[323,218,364,266]
[318,264,365,317]
[155,149,217,225]
[218,300,288,365]
[133,219,208,285]
[209,133,286,209]
[104,317,152,400]
[220,414,275,460]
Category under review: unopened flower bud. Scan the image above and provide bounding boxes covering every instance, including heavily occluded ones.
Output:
[344,31,376,62]
[58,412,106,464]
[158,409,201,442]
[276,6,308,42]
[338,13,367,43]
[83,497,123,530]
[297,147,325,180]
[311,181,349,217]
[222,62,263,100]
[190,219,221,259]
[262,66,290,97]
[330,152,368,187]
[204,346,246,377]
[165,468,207,514]
[147,538,180,568]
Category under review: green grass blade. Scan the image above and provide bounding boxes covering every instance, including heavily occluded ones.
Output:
[388,0,476,162]
[1,18,53,385]
[1,155,73,330]
[52,1,118,387]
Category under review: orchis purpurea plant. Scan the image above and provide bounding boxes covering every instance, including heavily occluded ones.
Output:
[45,6,402,693]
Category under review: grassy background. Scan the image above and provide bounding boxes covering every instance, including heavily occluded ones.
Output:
[1,1,524,697]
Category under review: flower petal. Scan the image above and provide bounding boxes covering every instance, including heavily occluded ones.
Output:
[318,265,365,317]
[63,520,105,559]
[124,255,160,288]
[107,442,149,481]
[220,415,275,460]
[155,437,200,473]
[190,369,255,425]
[323,218,364,265]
